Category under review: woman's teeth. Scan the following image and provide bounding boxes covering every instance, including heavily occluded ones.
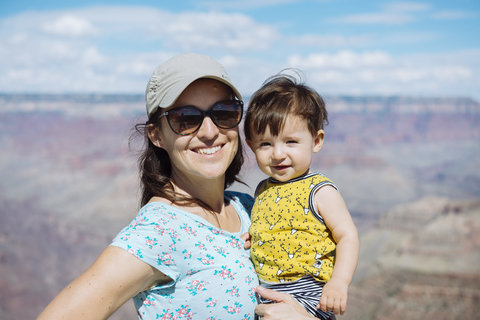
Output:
[197,145,221,155]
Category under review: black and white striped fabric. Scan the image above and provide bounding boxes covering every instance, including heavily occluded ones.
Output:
[257,275,334,319]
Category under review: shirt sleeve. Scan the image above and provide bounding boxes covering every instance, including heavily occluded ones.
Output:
[110,203,182,283]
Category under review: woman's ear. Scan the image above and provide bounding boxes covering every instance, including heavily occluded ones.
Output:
[147,124,163,148]
[313,129,324,153]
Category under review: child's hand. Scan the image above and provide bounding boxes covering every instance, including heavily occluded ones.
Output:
[317,277,348,315]
[240,232,252,249]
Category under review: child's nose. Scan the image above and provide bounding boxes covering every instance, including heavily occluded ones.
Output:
[272,145,286,159]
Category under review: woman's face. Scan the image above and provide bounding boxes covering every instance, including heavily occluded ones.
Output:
[150,79,239,185]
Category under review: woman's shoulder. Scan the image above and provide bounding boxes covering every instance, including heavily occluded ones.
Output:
[124,201,182,230]
[225,190,254,211]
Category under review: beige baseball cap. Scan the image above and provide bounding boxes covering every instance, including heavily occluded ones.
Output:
[145,53,242,118]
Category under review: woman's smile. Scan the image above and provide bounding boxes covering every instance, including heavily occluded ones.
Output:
[194,144,223,155]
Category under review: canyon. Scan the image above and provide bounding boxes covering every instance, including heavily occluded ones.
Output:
[0,94,479,319]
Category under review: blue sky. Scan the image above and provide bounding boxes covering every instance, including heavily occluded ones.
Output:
[1,0,479,99]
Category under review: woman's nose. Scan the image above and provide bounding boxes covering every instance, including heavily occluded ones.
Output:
[196,116,219,140]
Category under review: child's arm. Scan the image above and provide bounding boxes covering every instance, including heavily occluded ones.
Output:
[314,185,359,316]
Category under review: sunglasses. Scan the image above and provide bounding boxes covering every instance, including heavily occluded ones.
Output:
[158,100,244,135]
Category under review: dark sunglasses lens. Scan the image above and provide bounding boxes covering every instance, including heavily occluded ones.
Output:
[168,107,203,134]
[211,101,242,128]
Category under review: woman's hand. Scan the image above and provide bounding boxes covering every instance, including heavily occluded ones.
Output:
[255,286,316,319]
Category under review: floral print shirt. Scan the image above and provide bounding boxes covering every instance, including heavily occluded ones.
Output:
[110,191,259,320]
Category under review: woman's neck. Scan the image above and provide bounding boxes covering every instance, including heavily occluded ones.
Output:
[170,173,226,213]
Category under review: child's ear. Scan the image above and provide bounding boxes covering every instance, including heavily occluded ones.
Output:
[246,139,253,151]
[313,129,324,153]
[147,124,163,148]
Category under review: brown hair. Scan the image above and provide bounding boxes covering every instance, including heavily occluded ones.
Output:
[244,70,328,141]
[131,108,244,209]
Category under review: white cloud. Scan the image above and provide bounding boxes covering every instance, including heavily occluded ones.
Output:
[327,2,476,26]
[218,55,242,68]
[381,32,439,45]
[9,33,28,45]
[329,12,415,25]
[287,34,374,47]
[388,65,472,84]
[0,5,479,100]
[46,42,78,60]
[382,2,431,13]
[288,50,392,69]
[2,7,276,53]
[81,47,105,66]
[115,51,176,77]
[328,1,431,25]
[285,50,478,98]
[42,15,97,37]
[0,6,280,93]
[431,10,478,20]
[431,65,472,81]
[162,12,278,52]
[197,0,299,10]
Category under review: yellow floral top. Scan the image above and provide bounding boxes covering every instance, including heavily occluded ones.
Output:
[250,172,337,284]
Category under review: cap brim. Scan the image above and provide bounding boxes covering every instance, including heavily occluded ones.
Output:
[160,74,243,111]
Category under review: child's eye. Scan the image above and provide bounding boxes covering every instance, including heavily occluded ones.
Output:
[287,140,298,144]
[259,142,271,147]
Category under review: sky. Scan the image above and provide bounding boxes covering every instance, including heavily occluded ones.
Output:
[1,0,479,100]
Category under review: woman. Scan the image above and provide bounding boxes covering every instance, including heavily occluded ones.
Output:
[37,53,322,320]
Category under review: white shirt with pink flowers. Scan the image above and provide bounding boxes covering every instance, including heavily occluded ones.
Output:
[110,191,259,320]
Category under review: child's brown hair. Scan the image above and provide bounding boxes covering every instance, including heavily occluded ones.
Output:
[244,70,328,141]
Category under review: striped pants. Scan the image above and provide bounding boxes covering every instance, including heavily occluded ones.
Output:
[257,276,334,319]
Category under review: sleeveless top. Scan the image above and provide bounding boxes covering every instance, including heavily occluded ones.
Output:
[250,172,337,284]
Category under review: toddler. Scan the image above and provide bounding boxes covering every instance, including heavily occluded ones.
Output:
[244,72,359,319]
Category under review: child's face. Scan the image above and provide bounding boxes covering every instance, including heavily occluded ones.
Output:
[246,115,324,182]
